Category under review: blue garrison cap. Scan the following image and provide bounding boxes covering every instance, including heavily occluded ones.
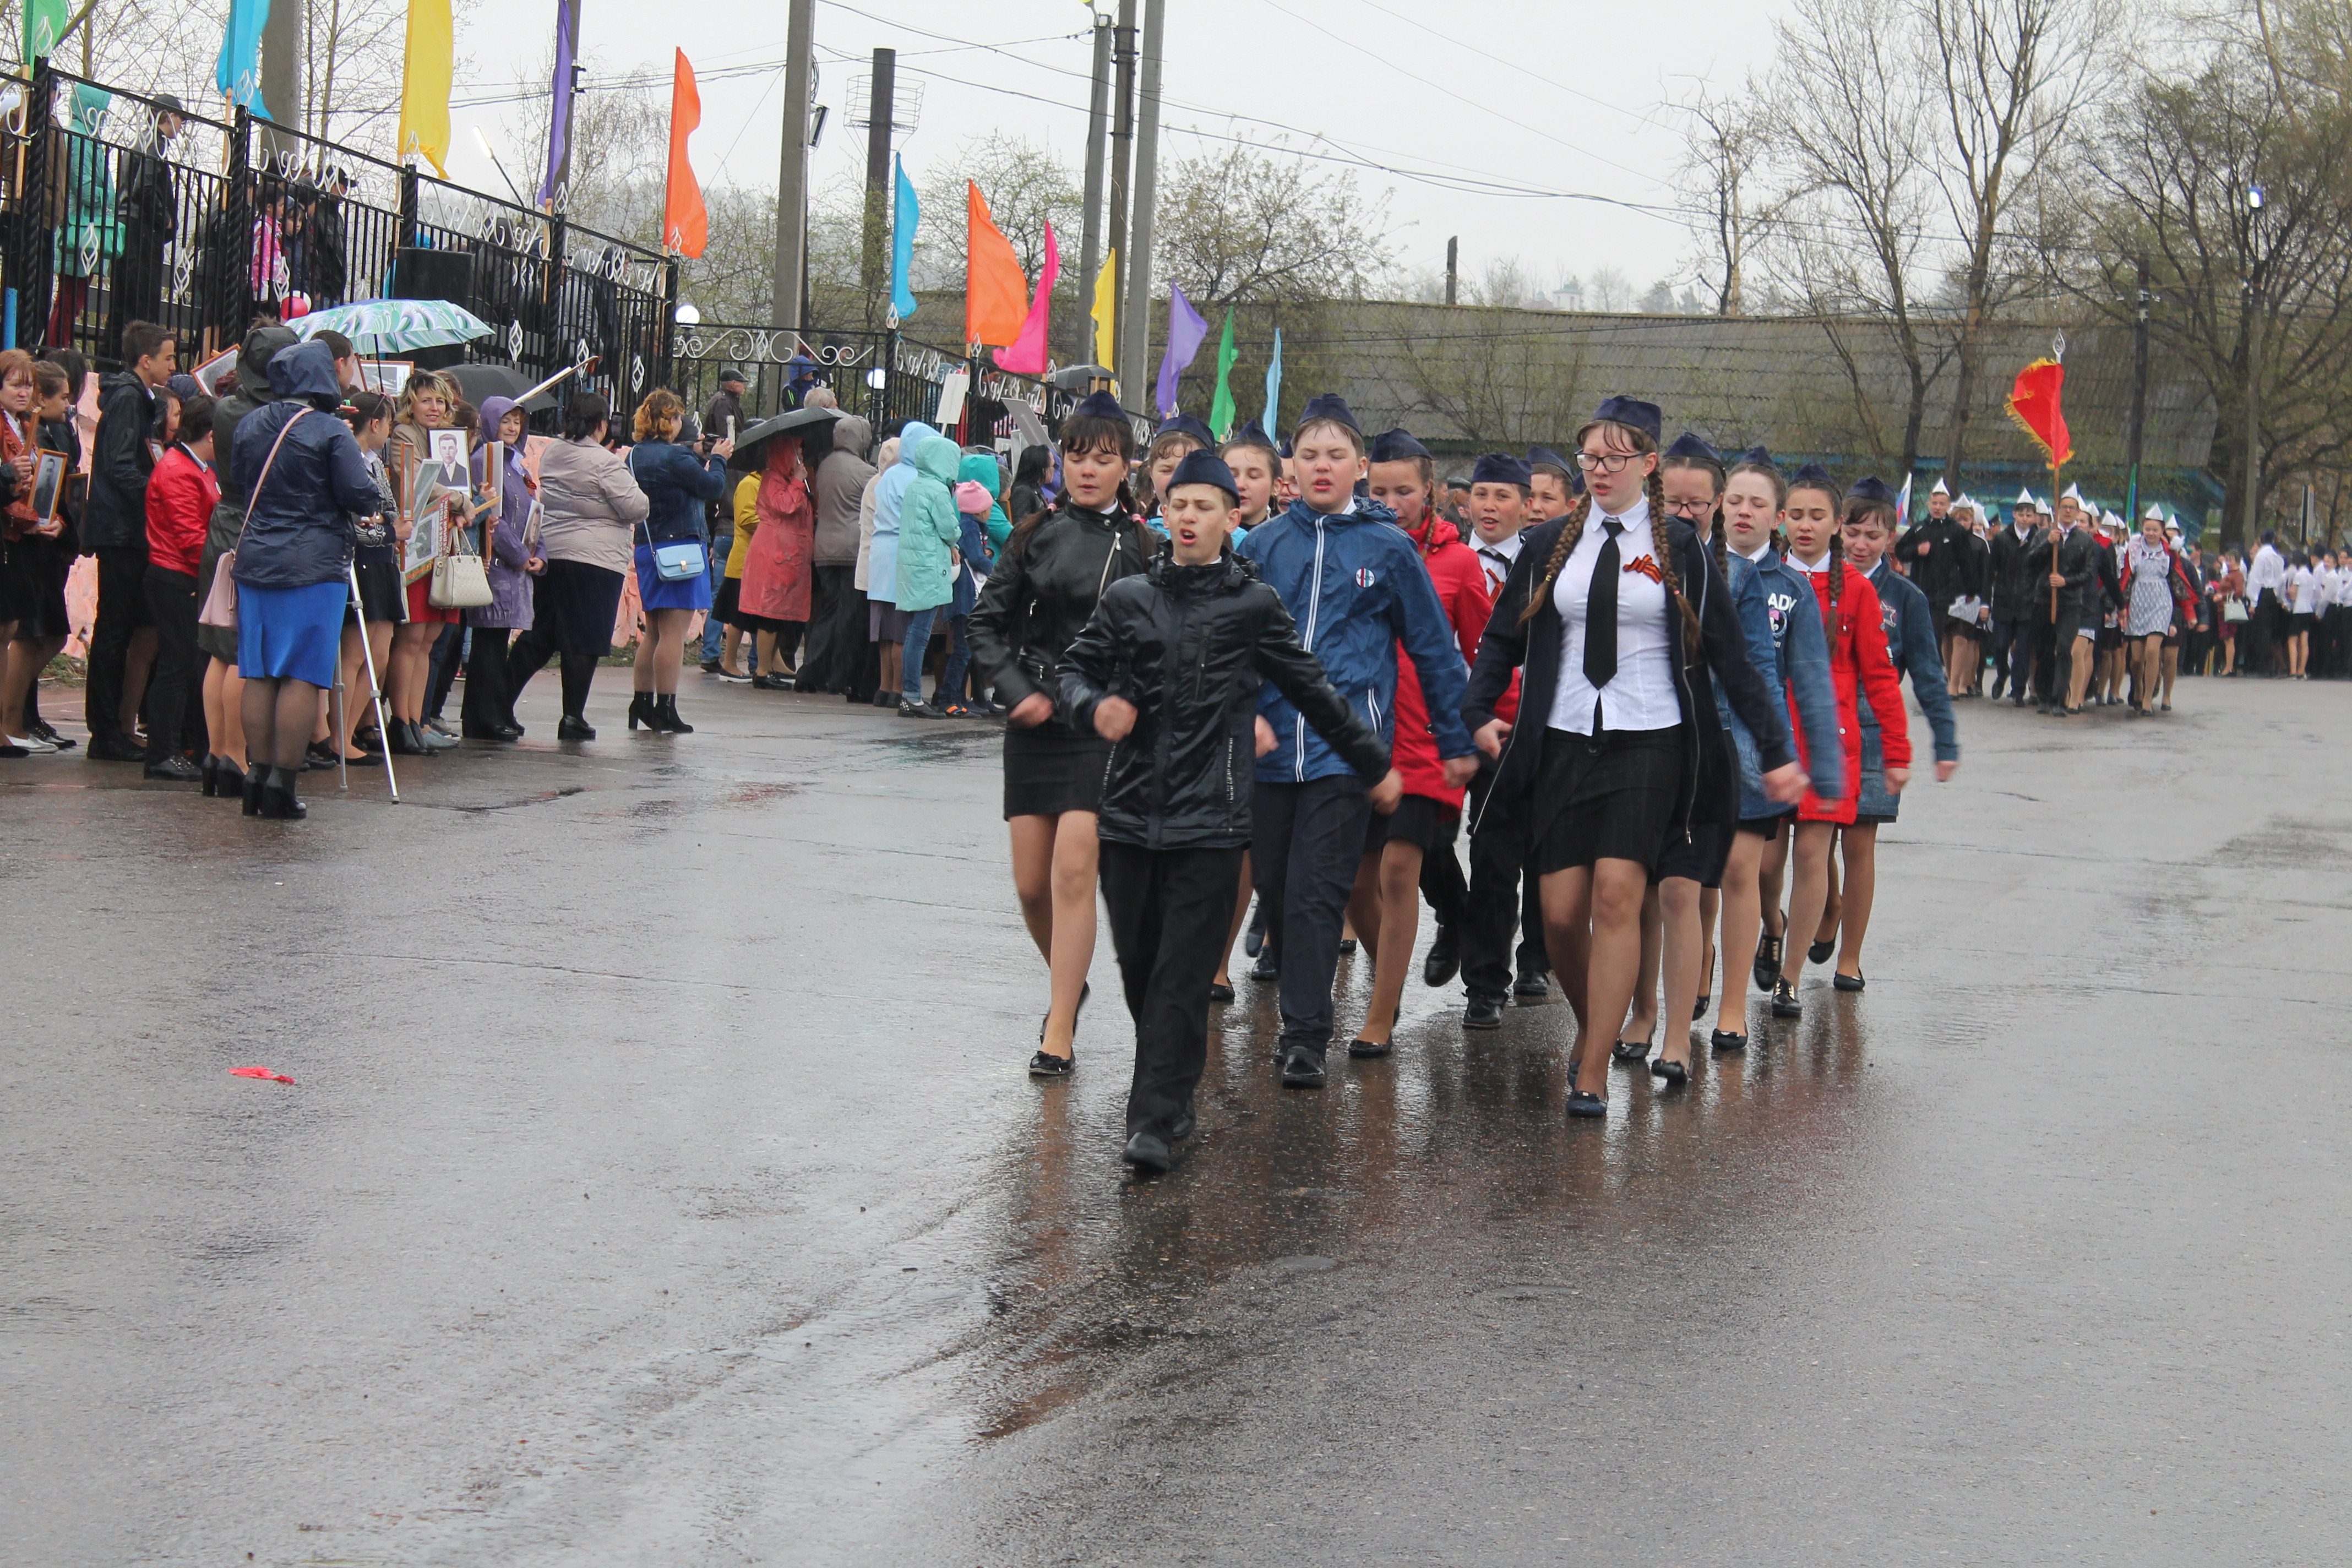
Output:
[1591,395,1663,442]
[1471,452,1532,488]
[1166,448,1240,503]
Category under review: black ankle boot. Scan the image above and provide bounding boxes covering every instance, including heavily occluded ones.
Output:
[627,691,655,731]
[654,695,693,733]
[263,765,307,820]
[242,763,268,816]
[199,755,222,796]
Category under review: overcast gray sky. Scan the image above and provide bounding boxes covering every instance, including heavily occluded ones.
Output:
[442,0,1776,297]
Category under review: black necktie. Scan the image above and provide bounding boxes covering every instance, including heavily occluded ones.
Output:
[1585,517,1624,692]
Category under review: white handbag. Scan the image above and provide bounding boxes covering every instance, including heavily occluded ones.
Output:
[428,532,494,608]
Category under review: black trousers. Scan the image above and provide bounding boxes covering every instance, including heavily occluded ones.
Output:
[84,546,153,743]
[505,639,598,718]
[797,565,854,690]
[461,626,516,731]
[1459,770,1547,1001]
[140,565,203,761]
[1251,774,1373,1057]
[2246,591,2280,673]
[1991,615,2034,697]
[1421,831,1467,929]
[424,623,464,718]
[2034,614,2082,706]
[1101,841,1247,1137]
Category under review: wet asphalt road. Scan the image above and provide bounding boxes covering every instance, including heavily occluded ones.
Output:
[4,671,2348,1566]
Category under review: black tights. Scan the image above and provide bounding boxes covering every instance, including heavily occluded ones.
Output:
[240,677,320,771]
[505,639,597,718]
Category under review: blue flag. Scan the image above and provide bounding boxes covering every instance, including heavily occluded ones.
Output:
[1263,326,1283,434]
[214,0,272,119]
[891,155,919,322]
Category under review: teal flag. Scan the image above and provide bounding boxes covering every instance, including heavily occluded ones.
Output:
[215,0,273,118]
[1207,309,1239,439]
[890,154,919,322]
[1262,327,1283,435]
[24,0,71,64]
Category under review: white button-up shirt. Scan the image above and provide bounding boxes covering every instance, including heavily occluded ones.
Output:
[1471,527,1523,591]
[2248,542,2288,598]
[1546,496,1680,735]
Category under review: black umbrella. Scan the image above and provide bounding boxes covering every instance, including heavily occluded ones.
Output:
[728,404,843,472]
[445,362,557,416]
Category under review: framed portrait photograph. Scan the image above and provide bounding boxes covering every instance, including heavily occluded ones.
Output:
[358,360,412,398]
[30,448,69,532]
[427,428,466,475]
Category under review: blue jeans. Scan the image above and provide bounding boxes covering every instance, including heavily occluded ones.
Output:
[939,613,971,707]
[902,606,939,701]
[700,531,732,662]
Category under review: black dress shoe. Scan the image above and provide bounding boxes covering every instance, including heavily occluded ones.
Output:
[1753,932,1782,991]
[1169,1109,1197,1143]
[143,753,203,782]
[497,722,525,740]
[1651,1056,1689,1086]
[1832,970,1866,992]
[1278,1046,1326,1087]
[1513,961,1550,998]
[1693,993,1711,1020]
[199,754,225,795]
[1028,1049,1074,1078]
[387,721,429,756]
[1347,1037,1392,1059]
[557,713,596,741]
[1338,937,1358,955]
[241,764,268,816]
[1462,994,1505,1030]
[460,721,513,740]
[900,700,949,719]
[1709,1029,1748,1053]
[1806,939,1834,964]
[1122,1131,1174,1171]
[1244,912,1266,957]
[1422,925,1460,987]
[1250,950,1279,982]
[1611,1038,1652,1062]
[304,750,340,771]
[337,749,381,767]
[86,732,144,761]
[1771,978,1801,1018]
[1208,982,1235,1004]
[1566,1088,1608,1118]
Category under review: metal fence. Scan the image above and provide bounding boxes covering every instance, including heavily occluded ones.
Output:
[2,66,673,413]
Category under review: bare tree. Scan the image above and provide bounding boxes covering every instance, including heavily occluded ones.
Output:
[1153,143,1391,307]
[914,132,1081,287]
[1586,266,1634,312]
[1668,78,1773,315]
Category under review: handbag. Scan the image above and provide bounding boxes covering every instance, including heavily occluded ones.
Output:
[428,534,494,608]
[2224,597,2250,624]
[629,445,709,581]
[197,410,308,630]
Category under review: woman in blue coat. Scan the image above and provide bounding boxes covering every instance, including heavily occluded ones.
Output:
[623,389,732,733]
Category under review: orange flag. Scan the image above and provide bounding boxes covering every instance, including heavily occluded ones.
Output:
[662,51,707,258]
[2005,358,2071,469]
[965,182,1028,349]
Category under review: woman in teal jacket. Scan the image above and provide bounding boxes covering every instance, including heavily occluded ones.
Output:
[896,434,966,716]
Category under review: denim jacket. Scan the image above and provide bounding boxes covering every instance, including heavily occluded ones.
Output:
[1866,558,1960,763]
[1725,548,1844,817]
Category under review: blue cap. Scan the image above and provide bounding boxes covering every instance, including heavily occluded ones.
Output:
[1072,389,1126,422]
[1663,431,1720,464]
[1278,438,1294,459]
[1734,444,1773,467]
[1591,395,1663,442]
[1789,462,1836,493]
[1526,445,1571,477]
[1369,427,1430,463]
[1471,452,1532,488]
[1153,412,1215,447]
[1295,393,1359,434]
[1226,416,1277,451]
[1166,449,1240,503]
[1847,475,1899,509]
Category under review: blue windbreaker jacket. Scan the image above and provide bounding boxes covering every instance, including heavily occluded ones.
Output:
[1725,548,1844,818]
[1866,558,1959,763]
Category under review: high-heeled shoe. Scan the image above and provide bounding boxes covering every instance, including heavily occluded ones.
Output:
[654,695,693,733]
[386,720,429,756]
[557,713,596,741]
[1709,1029,1748,1053]
[261,765,307,820]
[627,692,656,731]
[241,763,268,816]
[199,754,224,796]
[1650,1055,1689,1086]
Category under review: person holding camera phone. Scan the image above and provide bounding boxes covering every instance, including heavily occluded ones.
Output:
[624,389,732,734]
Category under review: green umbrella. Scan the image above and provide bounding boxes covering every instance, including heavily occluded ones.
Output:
[288,297,494,352]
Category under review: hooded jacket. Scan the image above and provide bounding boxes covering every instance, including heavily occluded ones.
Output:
[1059,549,1392,850]
[867,419,939,607]
[83,369,160,550]
[895,435,966,613]
[958,450,1012,551]
[1725,547,1843,819]
[968,497,1156,735]
[213,325,300,510]
[469,395,537,630]
[1865,558,1959,764]
[228,341,379,591]
[813,415,874,565]
[1235,496,1474,786]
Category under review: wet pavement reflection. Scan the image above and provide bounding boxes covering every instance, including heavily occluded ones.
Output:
[6,673,2348,1565]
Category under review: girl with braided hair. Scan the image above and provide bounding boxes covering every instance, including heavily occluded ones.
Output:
[1462,399,1805,1119]
[1767,467,1910,1020]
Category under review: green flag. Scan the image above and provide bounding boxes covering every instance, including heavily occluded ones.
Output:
[1206,308,1239,440]
[24,0,72,63]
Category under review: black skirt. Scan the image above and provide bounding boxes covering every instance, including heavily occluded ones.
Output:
[716,575,789,634]
[1532,726,1685,875]
[1003,722,1113,820]
[2,532,73,641]
[346,545,406,625]
[517,557,625,658]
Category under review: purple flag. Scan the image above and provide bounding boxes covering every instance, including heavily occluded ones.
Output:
[537,0,578,209]
[1156,284,1210,417]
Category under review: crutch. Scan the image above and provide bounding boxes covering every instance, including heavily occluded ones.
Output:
[348,560,400,803]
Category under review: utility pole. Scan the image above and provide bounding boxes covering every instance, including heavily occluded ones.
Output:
[772,0,815,332]
[1445,236,1458,307]
[861,48,896,300]
[2125,253,2149,523]
[1078,14,1112,364]
[2242,184,2266,548]
[1117,0,1163,405]
[1106,1,1137,379]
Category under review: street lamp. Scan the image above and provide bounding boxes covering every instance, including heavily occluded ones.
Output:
[674,302,702,326]
[2243,183,2265,546]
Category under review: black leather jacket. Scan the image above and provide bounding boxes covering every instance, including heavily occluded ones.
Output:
[1059,550,1390,850]
[2023,524,2099,623]
[1895,516,1975,605]
[969,499,1154,736]
[1989,522,2043,620]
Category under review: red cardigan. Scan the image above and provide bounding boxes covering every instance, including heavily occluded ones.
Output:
[1390,513,1493,809]
[144,445,221,577]
[1795,557,1911,824]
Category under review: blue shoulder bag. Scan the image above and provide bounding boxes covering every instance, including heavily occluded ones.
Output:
[630,447,709,581]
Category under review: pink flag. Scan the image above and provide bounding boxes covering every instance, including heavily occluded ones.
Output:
[994,222,1060,375]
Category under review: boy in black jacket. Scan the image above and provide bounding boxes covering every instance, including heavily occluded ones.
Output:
[1060,451,1401,1171]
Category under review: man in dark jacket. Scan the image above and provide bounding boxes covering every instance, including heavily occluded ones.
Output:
[1060,450,1400,1169]
[1894,478,1977,695]
[803,413,874,694]
[1986,492,2044,705]
[2026,503,2099,714]
[81,320,178,760]
[104,97,183,362]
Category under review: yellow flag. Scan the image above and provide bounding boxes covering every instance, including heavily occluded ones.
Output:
[1091,250,1118,368]
[396,0,454,178]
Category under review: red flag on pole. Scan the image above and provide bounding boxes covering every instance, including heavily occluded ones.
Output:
[2005,358,2071,469]
[965,183,1030,349]
[662,51,707,258]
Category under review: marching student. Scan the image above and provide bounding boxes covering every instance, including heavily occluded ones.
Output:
[1463,397,1803,1118]
[1525,445,1575,523]
[1139,413,1212,530]
[1894,478,1985,699]
[1451,454,1545,1025]
[2028,492,2099,715]
[1769,465,1908,1018]
[1988,491,2043,705]
[1807,479,1957,990]
[1237,394,1477,1090]
[1352,427,1490,1058]
[2123,506,2195,711]
[1059,449,1400,1170]
[1208,417,1288,999]
[967,391,1156,1077]
[1707,449,1842,1056]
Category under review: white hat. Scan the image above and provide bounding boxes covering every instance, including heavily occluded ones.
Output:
[1930,476,1951,496]
[2062,482,2086,504]
[2016,487,2039,507]
[1952,492,1977,513]
[2144,502,2165,522]
[2101,510,2123,531]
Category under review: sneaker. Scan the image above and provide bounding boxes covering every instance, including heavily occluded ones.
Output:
[4,732,58,755]
[424,716,459,738]
[28,721,75,751]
